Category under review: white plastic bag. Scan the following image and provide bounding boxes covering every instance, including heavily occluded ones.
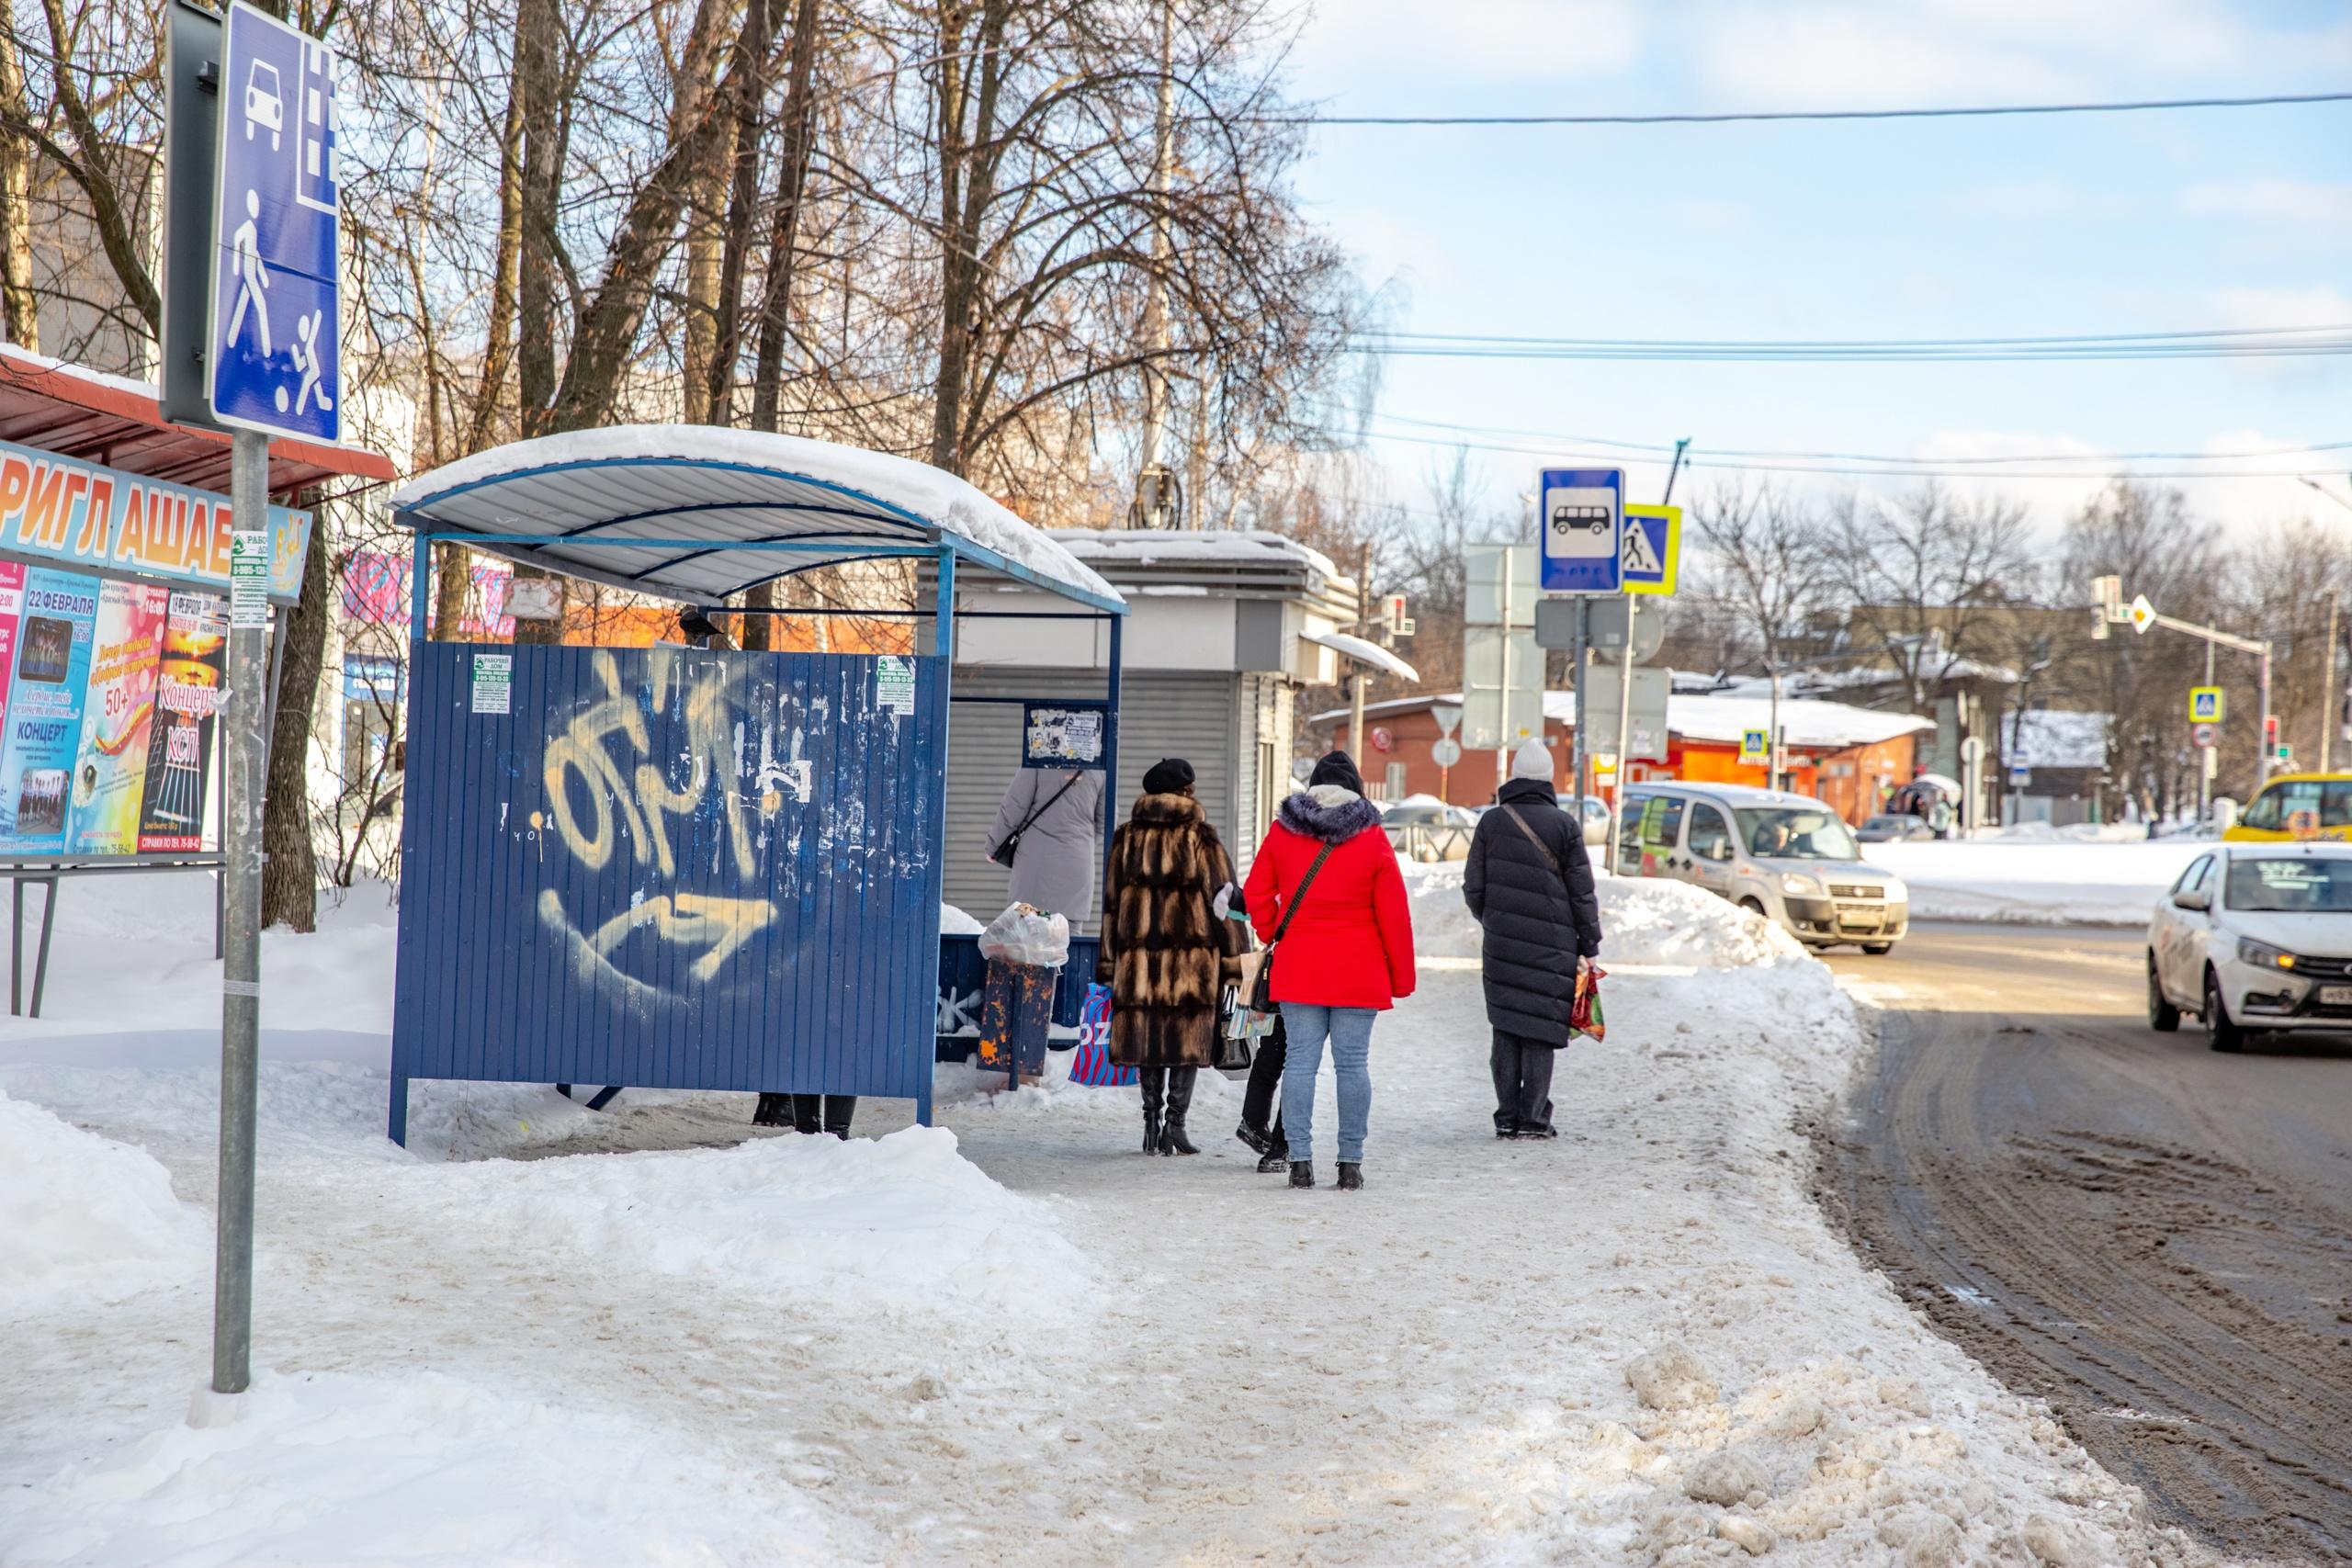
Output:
[978,902,1070,967]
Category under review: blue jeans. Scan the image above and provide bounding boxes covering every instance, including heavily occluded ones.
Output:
[1277,1003,1376,1165]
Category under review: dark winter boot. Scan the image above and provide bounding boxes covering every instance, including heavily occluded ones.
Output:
[1288,1160,1315,1189]
[1236,1121,1274,1156]
[752,1093,790,1127]
[1257,1115,1288,1172]
[1139,1068,1166,1155]
[789,1094,824,1135]
[823,1096,857,1140]
[1159,1067,1200,1155]
[1337,1162,1364,1190]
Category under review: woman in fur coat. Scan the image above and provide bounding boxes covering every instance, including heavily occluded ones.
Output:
[1097,758,1250,1155]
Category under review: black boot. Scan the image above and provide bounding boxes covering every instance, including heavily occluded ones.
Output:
[823,1096,856,1140]
[1257,1115,1288,1173]
[752,1093,790,1127]
[1159,1067,1200,1155]
[1236,1121,1274,1156]
[1139,1068,1165,1155]
[1337,1162,1363,1190]
[1288,1160,1315,1189]
[788,1094,824,1135]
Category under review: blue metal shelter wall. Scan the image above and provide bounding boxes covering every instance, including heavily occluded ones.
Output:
[391,644,946,1100]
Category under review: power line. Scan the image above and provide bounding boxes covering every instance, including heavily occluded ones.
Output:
[1369,412,2352,467]
[1351,335,2352,363]
[1260,90,2352,128]
[1374,322,2352,348]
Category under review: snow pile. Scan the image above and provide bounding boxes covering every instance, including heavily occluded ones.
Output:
[0,1087,207,1314]
[1863,838,2203,923]
[446,1126,1091,1324]
[1407,863,1806,967]
[6,1367,875,1567]
[940,900,985,935]
[1972,818,2154,845]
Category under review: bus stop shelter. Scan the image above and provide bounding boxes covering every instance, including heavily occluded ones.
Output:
[385,426,1125,1143]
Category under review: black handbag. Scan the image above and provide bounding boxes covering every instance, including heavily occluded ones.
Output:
[1245,841,1338,1015]
[990,772,1082,869]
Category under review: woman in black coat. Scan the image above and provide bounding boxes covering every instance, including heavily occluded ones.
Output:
[1462,740,1603,1138]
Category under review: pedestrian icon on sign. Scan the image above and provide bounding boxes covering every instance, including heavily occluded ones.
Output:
[225,190,272,356]
[1623,523,1663,578]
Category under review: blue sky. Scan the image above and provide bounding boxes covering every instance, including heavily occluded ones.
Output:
[1283,0,2352,539]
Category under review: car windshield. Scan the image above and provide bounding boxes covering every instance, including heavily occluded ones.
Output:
[2224,857,2352,912]
[1735,807,1859,861]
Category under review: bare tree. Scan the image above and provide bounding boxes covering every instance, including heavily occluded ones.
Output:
[1685,480,1831,677]
[1827,483,2040,712]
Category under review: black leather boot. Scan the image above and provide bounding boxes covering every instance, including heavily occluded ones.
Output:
[752,1093,790,1127]
[1337,1162,1363,1190]
[1139,1068,1165,1155]
[1288,1160,1315,1189]
[1159,1067,1200,1155]
[1257,1115,1288,1172]
[822,1096,856,1140]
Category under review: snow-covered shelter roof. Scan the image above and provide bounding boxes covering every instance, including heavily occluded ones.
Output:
[1047,528,1340,580]
[1306,630,1419,682]
[391,426,1122,613]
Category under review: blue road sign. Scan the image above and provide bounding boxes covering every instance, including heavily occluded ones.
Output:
[1622,503,1680,596]
[209,2,339,443]
[1539,468,1623,592]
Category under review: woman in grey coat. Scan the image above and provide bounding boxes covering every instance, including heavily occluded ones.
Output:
[984,766,1105,926]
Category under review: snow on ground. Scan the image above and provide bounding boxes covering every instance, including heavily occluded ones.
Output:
[1862,837,2205,925]
[0,871,2198,1565]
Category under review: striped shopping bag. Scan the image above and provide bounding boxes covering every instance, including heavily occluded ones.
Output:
[1065,983,1136,1087]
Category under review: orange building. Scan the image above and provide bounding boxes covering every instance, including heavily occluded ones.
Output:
[1316,688,1932,824]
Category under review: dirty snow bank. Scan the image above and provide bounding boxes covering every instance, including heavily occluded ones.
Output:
[6,1367,877,1567]
[0,1086,207,1314]
[1863,838,2203,924]
[1408,862,1808,966]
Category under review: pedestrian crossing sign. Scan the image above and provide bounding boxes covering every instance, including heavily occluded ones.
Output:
[1622,504,1679,596]
[1741,728,1769,761]
[2189,686,2223,724]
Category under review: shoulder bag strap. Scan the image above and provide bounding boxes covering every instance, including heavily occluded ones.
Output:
[1012,771,1083,839]
[1271,840,1339,942]
[1499,804,1566,884]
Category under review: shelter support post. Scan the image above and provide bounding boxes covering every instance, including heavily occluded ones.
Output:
[917,547,957,1129]
[10,874,58,1017]
[1103,615,1124,877]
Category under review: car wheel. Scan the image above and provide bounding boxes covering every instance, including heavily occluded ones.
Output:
[2203,968,2244,1053]
[2147,954,2180,1032]
[1738,897,1770,922]
[1862,942,1894,956]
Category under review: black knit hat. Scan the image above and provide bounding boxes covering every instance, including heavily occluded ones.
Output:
[1307,750,1364,795]
[1141,758,1195,795]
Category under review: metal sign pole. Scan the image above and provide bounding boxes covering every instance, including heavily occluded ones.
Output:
[1570,599,1589,811]
[212,428,268,1397]
[1606,596,1637,873]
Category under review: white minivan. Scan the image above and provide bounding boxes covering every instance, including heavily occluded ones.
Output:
[1617,782,1910,953]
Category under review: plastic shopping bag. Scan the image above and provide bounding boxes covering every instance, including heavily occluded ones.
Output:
[1066,983,1136,1087]
[978,903,1070,967]
[1571,963,1607,1043]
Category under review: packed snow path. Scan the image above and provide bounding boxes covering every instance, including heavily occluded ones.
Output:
[2,877,2199,1564]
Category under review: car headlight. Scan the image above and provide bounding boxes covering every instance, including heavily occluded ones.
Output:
[1780,873,1822,896]
[2237,937,2297,971]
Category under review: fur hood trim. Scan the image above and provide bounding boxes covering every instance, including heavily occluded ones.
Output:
[1278,787,1383,843]
[1129,791,1204,827]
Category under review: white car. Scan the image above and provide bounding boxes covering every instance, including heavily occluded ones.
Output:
[2148,841,2352,1052]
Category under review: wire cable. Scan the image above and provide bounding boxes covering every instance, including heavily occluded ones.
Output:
[1257,91,2352,127]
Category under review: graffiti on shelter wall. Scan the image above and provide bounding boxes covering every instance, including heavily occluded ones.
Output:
[525,647,907,1008]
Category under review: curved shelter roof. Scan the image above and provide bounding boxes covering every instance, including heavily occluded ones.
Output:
[391,425,1123,614]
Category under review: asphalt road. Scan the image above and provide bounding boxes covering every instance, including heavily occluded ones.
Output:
[1816,922,2352,1564]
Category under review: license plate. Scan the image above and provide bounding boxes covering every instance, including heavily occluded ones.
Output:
[2321,986,2352,1006]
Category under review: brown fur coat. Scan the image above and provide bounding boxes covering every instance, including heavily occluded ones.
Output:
[1097,792,1249,1067]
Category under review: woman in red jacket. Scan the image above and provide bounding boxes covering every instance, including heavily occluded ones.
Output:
[1244,750,1415,1190]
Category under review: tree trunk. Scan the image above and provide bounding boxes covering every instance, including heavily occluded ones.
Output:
[0,28,37,351]
[680,116,734,423]
[433,542,472,639]
[927,0,1012,477]
[515,0,563,435]
[740,579,773,650]
[707,0,781,426]
[749,0,822,433]
[261,502,332,931]
[463,41,529,457]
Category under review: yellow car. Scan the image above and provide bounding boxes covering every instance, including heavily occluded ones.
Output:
[2224,773,2352,841]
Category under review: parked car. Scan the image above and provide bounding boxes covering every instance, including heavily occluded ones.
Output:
[1856,813,1936,844]
[1560,794,1611,846]
[2148,841,2352,1052]
[1382,799,1478,863]
[1617,782,1909,953]
[2221,773,2352,843]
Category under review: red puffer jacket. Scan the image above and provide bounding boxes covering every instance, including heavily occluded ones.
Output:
[1244,787,1416,1009]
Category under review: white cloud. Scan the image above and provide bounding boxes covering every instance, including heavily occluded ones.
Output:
[2212,286,2352,330]
[1291,0,1642,87]
[2182,179,2352,230]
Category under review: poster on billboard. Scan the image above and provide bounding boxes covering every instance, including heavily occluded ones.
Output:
[0,568,101,851]
[137,591,229,852]
[67,579,171,853]
[0,437,310,601]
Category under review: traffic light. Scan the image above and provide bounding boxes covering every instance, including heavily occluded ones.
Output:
[2266,714,2280,754]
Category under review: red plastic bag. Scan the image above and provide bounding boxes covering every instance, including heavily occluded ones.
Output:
[1571,963,1607,1043]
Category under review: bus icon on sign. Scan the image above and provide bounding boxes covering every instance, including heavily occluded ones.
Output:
[1551,502,1611,537]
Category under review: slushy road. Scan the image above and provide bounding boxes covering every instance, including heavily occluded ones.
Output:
[1818,922,2352,1563]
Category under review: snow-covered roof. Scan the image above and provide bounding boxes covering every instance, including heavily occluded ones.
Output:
[1313,688,1934,750]
[1046,528,1340,581]
[391,426,1121,612]
[2006,709,2109,770]
[1306,630,1419,682]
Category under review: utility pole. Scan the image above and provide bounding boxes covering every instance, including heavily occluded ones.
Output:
[1129,0,1178,531]
[1348,544,1371,764]
[2324,594,2342,774]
